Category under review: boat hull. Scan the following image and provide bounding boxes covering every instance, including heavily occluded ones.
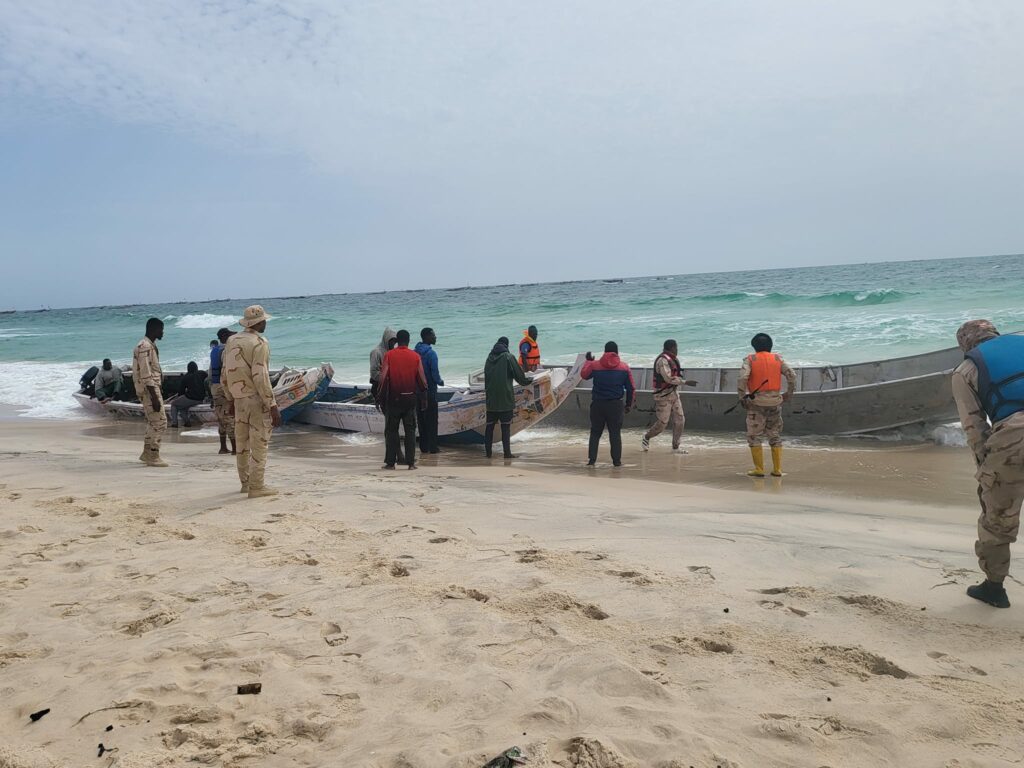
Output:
[295,355,587,443]
[542,370,957,435]
[74,365,334,426]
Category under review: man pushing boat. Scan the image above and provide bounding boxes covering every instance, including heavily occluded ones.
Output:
[953,319,1024,609]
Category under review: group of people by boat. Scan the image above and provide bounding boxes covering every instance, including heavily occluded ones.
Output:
[75,309,1024,611]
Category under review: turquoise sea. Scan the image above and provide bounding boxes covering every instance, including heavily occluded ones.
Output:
[1,253,1021,420]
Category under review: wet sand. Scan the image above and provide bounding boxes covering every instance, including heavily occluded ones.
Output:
[2,415,1020,768]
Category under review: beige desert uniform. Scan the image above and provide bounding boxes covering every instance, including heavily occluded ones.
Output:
[211,345,235,440]
[132,336,166,462]
[222,328,275,490]
[952,352,1024,584]
[645,353,686,447]
[738,354,797,447]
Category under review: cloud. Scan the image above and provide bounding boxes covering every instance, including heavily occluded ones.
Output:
[4,0,1022,182]
[1,1,1023,310]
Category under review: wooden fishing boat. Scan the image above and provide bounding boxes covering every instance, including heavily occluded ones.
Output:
[293,355,587,443]
[540,343,969,435]
[74,364,334,426]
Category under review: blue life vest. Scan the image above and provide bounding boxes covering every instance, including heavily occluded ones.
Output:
[965,335,1024,423]
[210,344,224,384]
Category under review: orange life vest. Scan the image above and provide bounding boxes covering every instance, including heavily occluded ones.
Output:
[519,332,540,371]
[746,352,782,392]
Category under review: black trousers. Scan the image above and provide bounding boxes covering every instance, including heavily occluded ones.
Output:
[385,402,417,467]
[589,399,625,464]
[485,410,513,457]
[418,392,439,453]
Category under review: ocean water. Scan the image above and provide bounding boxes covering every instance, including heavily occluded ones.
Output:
[1,254,1021,427]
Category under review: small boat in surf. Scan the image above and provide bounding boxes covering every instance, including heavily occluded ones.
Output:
[74,365,334,426]
[540,342,982,435]
[293,355,587,444]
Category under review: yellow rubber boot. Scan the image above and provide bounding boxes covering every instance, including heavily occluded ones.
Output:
[771,446,783,477]
[747,445,765,477]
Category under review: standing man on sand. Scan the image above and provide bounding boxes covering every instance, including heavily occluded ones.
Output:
[582,341,635,467]
[952,319,1024,609]
[380,329,427,470]
[642,339,697,453]
[223,306,281,498]
[483,336,532,460]
[210,327,236,455]
[519,325,541,372]
[415,327,444,454]
[132,318,167,467]
[738,333,797,478]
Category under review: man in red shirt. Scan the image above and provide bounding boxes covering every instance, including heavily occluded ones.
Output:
[379,329,428,470]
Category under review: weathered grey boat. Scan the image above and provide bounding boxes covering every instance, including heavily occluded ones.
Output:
[540,344,967,435]
[74,365,334,426]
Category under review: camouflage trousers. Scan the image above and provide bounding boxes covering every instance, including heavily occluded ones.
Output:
[645,393,685,446]
[746,403,783,447]
[141,392,167,457]
[211,383,234,438]
[974,413,1024,582]
[235,396,272,489]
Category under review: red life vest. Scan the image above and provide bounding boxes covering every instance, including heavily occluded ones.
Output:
[653,352,682,391]
[519,332,540,371]
[746,352,782,392]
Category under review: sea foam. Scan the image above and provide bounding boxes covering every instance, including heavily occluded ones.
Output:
[0,362,91,420]
[173,313,238,329]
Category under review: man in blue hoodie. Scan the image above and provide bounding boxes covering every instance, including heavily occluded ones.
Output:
[415,327,444,454]
[582,341,636,467]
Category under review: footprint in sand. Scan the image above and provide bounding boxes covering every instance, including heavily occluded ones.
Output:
[606,569,654,586]
[927,651,987,677]
[320,622,349,647]
[443,585,489,603]
[808,644,910,680]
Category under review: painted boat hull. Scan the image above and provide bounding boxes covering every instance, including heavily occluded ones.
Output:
[74,365,334,426]
[294,355,587,444]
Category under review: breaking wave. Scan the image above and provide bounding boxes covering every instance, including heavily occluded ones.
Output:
[172,313,238,329]
[688,289,914,306]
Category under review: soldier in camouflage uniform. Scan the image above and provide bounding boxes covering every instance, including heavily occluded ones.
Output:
[132,317,168,467]
[738,333,798,477]
[223,306,281,498]
[953,319,1024,609]
[210,327,236,454]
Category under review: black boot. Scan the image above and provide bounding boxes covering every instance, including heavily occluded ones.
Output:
[967,579,1010,608]
[219,435,230,455]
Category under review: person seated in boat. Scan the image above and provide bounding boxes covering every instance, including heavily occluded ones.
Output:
[738,333,797,478]
[953,319,1024,609]
[169,361,208,428]
[93,359,124,403]
[484,336,532,460]
[519,325,541,372]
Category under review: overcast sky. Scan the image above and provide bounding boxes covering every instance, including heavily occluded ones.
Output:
[1,1,1022,309]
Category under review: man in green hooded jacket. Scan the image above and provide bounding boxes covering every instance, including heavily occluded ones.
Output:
[483,336,532,459]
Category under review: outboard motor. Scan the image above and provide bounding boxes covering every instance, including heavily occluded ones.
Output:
[79,366,99,396]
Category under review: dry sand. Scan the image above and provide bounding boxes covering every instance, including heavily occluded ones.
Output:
[1,417,1022,767]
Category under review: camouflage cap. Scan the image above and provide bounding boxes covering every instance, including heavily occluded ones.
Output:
[239,305,272,328]
[956,319,999,352]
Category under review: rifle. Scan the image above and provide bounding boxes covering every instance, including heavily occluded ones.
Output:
[724,379,769,415]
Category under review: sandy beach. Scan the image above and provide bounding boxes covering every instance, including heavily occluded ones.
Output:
[2,415,1022,768]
